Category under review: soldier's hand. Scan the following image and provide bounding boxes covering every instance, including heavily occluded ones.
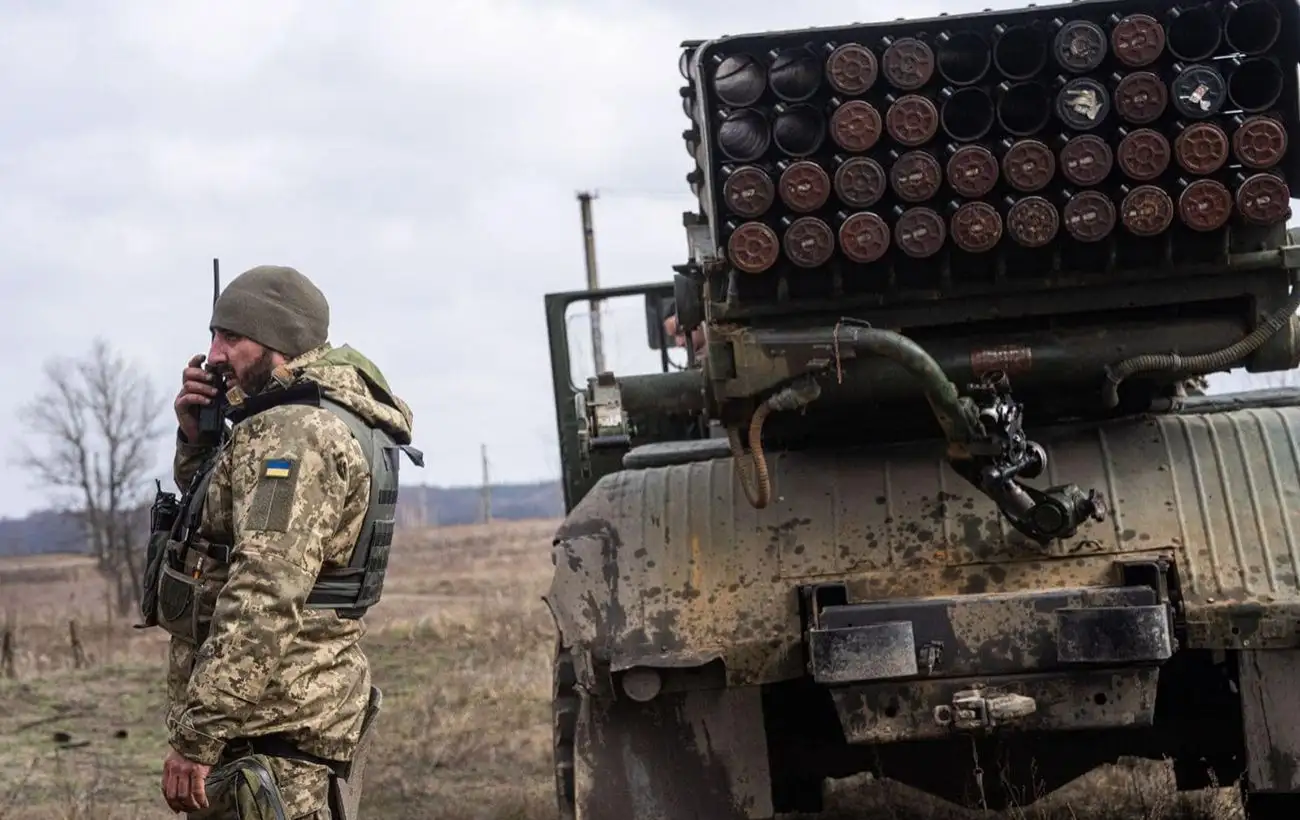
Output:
[664,314,705,355]
[161,746,211,812]
[175,353,218,442]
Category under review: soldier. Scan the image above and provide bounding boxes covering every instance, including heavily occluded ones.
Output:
[147,265,420,819]
[663,310,706,357]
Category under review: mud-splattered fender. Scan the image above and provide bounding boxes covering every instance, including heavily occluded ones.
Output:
[544,460,804,690]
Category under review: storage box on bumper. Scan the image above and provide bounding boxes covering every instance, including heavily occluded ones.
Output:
[803,560,1176,744]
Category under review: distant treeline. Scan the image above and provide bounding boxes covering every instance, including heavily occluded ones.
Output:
[0,480,565,557]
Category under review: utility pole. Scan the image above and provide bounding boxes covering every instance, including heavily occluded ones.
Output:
[480,443,492,524]
[577,190,606,374]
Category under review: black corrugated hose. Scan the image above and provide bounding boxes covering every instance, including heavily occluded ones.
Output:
[1102,285,1300,409]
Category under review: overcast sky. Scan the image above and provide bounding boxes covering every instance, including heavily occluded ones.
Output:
[0,1,1295,519]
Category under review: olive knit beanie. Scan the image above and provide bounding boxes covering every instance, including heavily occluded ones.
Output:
[209,265,330,359]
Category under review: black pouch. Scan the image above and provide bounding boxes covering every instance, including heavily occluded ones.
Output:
[137,482,181,629]
[155,558,201,643]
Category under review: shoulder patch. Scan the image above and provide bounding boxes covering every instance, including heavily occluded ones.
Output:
[246,458,301,532]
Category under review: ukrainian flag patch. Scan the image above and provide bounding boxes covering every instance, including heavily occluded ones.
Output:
[264,458,292,478]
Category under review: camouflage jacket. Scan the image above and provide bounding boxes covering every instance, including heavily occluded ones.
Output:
[164,343,414,805]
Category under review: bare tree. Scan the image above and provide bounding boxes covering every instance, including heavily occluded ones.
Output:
[12,337,167,615]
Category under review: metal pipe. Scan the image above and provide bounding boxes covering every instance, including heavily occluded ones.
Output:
[768,46,822,102]
[935,30,991,85]
[996,81,1052,136]
[1166,4,1222,61]
[617,369,708,417]
[824,323,983,446]
[772,103,825,157]
[716,108,770,162]
[992,22,1047,79]
[1227,56,1284,113]
[1224,0,1282,55]
[939,86,996,141]
[748,315,1254,408]
[711,53,767,107]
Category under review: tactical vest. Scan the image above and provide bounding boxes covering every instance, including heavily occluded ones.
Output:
[139,380,423,638]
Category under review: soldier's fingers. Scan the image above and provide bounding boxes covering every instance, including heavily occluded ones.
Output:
[173,768,191,805]
[187,354,206,370]
[163,770,185,812]
[191,768,208,809]
[183,366,213,384]
[175,393,211,411]
[183,378,219,396]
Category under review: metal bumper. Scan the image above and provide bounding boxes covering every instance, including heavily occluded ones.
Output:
[802,581,1175,743]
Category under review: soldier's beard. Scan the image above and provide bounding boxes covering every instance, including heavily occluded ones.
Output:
[237,350,278,395]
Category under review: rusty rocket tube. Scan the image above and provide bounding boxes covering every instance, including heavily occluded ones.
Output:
[726,220,781,274]
[1109,13,1166,67]
[1119,183,1175,237]
[1176,177,1234,232]
[889,149,944,203]
[1231,114,1289,170]
[1233,171,1292,226]
[833,155,888,208]
[1173,120,1230,175]
[1060,188,1116,242]
[829,98,883,152]
[836,210,891,264]
[1117,127,1172,181]
[892,206,947,258]
[1004,195,1060,247]
[777,160,832,213]
[1113,71,1167,124]
[946,144,1000,198]
[880,35,935,90]
[721,165,776,218]
[1001,138,1056,193]
[949,200,1004,253]
[885,93,940,146]
[824,42,879,95]
[781,215,836,268]
[1057,133,1113,186]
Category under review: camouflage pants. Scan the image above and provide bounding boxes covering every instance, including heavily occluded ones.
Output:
[185,752,336,820]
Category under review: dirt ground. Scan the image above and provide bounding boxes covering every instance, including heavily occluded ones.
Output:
[0,519,1245,820]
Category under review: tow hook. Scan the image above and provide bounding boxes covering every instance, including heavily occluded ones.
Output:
[933,686,1037,730]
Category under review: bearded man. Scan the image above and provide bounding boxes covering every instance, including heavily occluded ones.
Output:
[140,264,421,819]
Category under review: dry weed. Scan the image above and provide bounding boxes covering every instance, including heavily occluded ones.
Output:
[0,518,1252,819]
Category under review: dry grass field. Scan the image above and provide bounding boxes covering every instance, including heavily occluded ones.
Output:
[0,519,1245,820]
